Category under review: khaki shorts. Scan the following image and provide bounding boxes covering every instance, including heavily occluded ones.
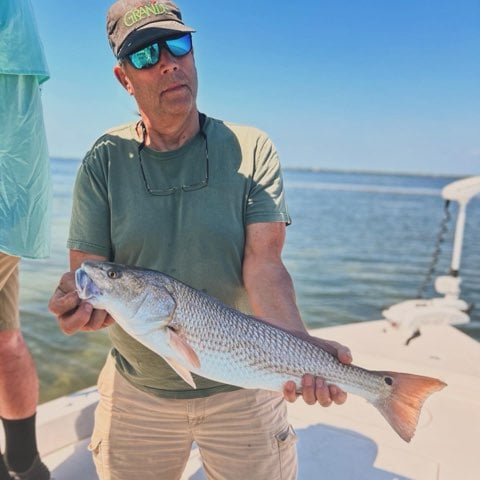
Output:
[0,253,20,331]
[90,354,298,480]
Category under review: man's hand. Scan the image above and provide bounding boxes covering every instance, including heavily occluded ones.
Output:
[283,337,352,407]
[48,271,114,335]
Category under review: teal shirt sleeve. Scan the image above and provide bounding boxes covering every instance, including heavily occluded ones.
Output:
[0,1,51,258]
[0,0,49,82]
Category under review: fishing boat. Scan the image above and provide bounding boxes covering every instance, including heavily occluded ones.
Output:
[5,176,480,479]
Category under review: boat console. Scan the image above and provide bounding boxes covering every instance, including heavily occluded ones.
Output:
[383,176,480,342]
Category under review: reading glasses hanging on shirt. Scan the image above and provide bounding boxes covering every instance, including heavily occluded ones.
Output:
[137,122,209,196]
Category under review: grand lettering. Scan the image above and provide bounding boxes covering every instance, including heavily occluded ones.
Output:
[124,3,172,27]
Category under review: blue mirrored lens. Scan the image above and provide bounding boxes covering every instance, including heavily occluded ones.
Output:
[129,43,160,69]
[165,34,192,57]
[127,34,192,70]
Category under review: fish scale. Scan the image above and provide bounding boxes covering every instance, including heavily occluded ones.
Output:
[76,260,447,442]
[170,281,381,393]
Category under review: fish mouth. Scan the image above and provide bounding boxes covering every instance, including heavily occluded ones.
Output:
[75,267,101,300]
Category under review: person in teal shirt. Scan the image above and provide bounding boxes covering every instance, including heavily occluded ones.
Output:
[0,1,51,478]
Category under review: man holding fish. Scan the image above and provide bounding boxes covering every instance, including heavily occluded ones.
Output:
[48,1,353,478]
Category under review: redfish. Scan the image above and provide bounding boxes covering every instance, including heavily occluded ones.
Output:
[76,261,446,442]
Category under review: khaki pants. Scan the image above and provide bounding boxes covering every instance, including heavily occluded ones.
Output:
[90,354,297,480]
[0,253,20,331]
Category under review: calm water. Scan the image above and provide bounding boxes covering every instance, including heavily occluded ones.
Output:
[19,159,480,402]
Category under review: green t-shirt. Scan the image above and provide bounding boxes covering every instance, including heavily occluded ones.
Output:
[68,115,291,398]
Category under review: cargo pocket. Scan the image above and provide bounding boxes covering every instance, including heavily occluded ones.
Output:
[274,424,298,480]
[88,431,108,479]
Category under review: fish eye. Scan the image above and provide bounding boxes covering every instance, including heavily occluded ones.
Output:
[384,376,393,386]
[107,269,121,279]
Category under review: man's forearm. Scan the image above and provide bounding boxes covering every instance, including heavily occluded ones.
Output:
[243,258,306,333]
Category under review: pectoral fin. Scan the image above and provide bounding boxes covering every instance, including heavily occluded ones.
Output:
[163,356,197,389]
[167,327,201,369]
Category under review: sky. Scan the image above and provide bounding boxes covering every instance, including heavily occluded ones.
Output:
[33,0,480,175]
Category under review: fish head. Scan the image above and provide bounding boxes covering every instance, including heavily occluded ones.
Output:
[76,261,198,379]
[75,261,176,334]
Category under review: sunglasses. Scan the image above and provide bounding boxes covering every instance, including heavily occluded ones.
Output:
[125,33,192,70]
[137,114,209,196]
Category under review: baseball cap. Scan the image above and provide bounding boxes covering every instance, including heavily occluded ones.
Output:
[107,0,195,58]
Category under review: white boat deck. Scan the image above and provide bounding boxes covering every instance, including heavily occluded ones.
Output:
[16,320,480,479]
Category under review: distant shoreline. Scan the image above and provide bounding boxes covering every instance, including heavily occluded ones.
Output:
[50,157,467,180]
[282,167,465,179]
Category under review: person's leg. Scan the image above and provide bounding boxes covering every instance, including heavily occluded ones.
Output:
[0,254,49,479]
[0,456,11,480]
[90,354,194,480]
[194,389,298,480]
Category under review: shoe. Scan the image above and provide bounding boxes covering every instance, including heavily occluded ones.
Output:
[8,455,50,480]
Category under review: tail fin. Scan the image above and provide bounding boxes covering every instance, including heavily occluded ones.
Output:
[373,371,446,442]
